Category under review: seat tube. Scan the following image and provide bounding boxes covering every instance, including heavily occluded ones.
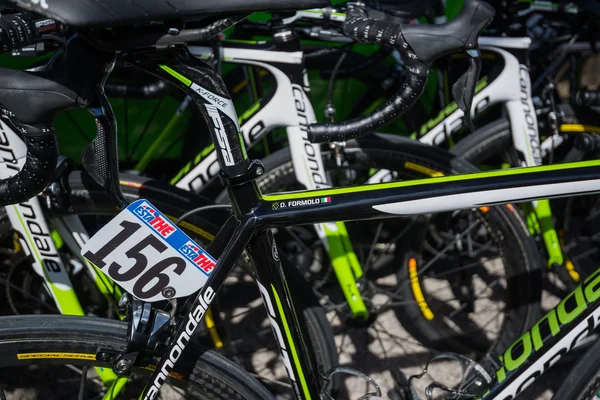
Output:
[133,48,320,399]
[246,229,321,400]
[140,47,267,216]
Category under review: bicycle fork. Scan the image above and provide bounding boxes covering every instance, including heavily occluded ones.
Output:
[505,66,568,274]
[286,85,369,320]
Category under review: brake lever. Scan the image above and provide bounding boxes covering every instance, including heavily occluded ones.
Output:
[451,48,482,132]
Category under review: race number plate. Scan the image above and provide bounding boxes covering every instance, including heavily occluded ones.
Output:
[81,199,216,302]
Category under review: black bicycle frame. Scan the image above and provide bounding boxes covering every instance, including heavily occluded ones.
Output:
[129,44,600,400]
[132,46,322,400]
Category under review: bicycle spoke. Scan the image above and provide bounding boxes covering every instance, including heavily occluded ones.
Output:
[447,278,501,319]
[372,320,427,349]
[572,246,600,262]
[426,257,501,279]
[283,226,326,267]
[584,198,600,222]
[0,275,59,313]
[362,222,384,276]
[415,220,482,279]
[77,366,88,400]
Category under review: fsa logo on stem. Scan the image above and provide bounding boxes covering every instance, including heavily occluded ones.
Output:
[205,104,234,166]
[179,241,216,274]
[133,202,176,238]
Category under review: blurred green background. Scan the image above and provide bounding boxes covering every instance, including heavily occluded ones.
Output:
[0,0,465,180]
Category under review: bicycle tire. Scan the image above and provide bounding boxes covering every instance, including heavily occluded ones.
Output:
[0,314,273,399]
[553,338,600,399]
[449,117,511,164]
[252,133,542,357]
[61,171,340,397]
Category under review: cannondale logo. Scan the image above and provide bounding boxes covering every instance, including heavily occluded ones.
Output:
[144,287,216,400]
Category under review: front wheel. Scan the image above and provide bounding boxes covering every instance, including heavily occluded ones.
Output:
[61,172,340,398]
[0,315,273,399]
[253,134,542,368]
[553,338,600,399]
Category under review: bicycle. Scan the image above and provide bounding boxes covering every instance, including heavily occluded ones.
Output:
[450,1,600,288]
[0,0,492,398]
[1,3,596,400]
[0,2,599,400]
[0,13,513,400]
[0,5,543,387]
[129,8,544,347]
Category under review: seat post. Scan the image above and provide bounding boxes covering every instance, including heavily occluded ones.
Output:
[81,53,129,209]
[129,47,263,216]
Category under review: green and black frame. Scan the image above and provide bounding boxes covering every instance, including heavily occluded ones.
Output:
[124,42,600,400]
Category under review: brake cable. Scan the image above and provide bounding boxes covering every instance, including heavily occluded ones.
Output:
[325,43,353,123]
[324,44,353,168]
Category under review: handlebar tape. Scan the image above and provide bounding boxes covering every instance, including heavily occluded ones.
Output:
[0,122,58,207]
[0,13,47,53]
[307,0,494,143]
[577,89,600,107]
[307,7,428,143]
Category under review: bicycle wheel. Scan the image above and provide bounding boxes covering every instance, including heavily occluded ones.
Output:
[450,117,596,289]
[0,314,272,399]
[248,133,542,384]
[553,338,600,399]
[57,172,340,398]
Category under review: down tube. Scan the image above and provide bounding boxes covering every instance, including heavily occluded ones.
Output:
[246,229,320,400]
[140,217,253,400]
[481,267,600,399]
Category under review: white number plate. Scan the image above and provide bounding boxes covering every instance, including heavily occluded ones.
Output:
[81,199,216,302]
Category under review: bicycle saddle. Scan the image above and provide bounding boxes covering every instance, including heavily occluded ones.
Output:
[10,0,330,28]
[0,37,116,124]
[0,68,80,125]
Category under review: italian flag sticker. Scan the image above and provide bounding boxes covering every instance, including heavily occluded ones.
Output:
[321,197,331,203]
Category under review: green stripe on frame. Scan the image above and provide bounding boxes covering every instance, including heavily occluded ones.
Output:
[271,285,312,400]
[263,160,600,202]
[13,206,84,316]
[159,65,192,87]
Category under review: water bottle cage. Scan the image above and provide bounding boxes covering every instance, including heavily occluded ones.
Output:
[406,352,493,400]
[320,366,381,400]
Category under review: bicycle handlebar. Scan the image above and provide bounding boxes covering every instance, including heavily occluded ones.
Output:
[577,89,600,108]
[0,13,58,53]
[0,121,59,206]
[307,0,495,143]
[0,13,62,207]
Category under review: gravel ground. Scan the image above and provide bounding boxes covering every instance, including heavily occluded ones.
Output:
[320,266,569,400]
[242,260,577,400]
